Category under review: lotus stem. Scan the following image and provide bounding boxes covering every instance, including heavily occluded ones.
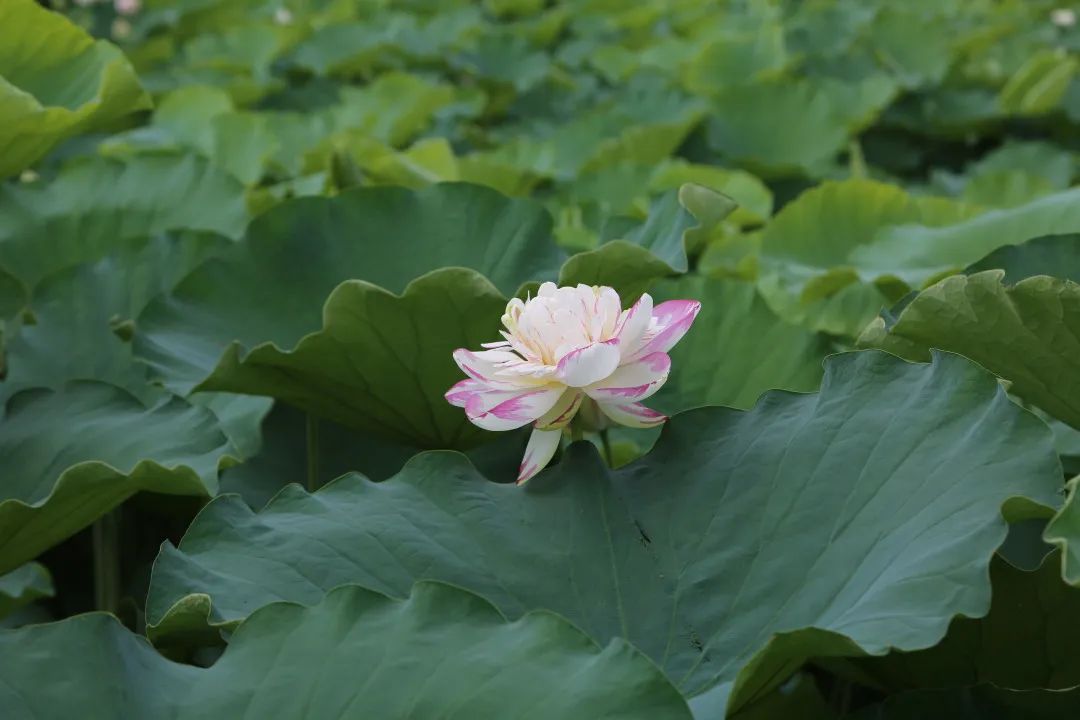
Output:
[599,429,614,467]
[92,509,121,615]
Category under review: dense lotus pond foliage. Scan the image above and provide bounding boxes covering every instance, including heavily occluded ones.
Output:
[5,0,1080,717]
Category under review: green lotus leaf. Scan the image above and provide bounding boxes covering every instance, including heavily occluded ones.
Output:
[0,582,692,720]
[851,186,1080,288]
[0,563,53,620]
[706,76,897,177]
[963,233,1080,283]
[135,183,562,447]
[0,154,248,306]
[2,233,229,404]
[0,0,151,179]
[859,270,1080,430]
[650,275,832,414]
[757,179,974,336]
[559,183,736,298]
[844,553,1080,692]
[219,402,528,510]
[998,49,1078,117]
[146,351,1060,714]
[0,381,233,574]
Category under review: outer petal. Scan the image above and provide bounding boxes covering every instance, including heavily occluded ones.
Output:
[517,427,563,485]
[585,352,671,402]
[452,348,524,388]
[535,389,583,429]
[614,293,653,359]
[626,300,701,361]
[445,378,485,408]
[598,401,667,428]
[465,386,564,431]
[554,339,621,387]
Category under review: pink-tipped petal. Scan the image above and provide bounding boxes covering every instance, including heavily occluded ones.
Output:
[465,386,564,431]
[598,401,667,429]
[452,348,524,388]
[615,293,653,359]
[554,339,621,387]
[517,427,563,485]
[627,300,701,361]
[585,352,671,402]
[445,378,485,408]
[536,389,583,429]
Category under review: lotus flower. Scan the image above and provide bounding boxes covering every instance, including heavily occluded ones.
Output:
[446,282,700,485]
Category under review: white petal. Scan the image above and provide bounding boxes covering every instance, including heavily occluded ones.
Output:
[554,339,621,387]
[465,386,564,431]
[537,281,558,297]
[615,293,653,359]
[626,300,701,362]
[452,348,525,389]
[586,352,671,403]
[598,401,667,428]
[536,389,583,429]
[517,427,563,485]
[596,286,622,339]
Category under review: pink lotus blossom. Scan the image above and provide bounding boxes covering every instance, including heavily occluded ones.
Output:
[446,282,700,485]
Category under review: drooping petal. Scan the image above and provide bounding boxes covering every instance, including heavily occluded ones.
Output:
[465,386,564,431]
[626,300,701,361]
[614,293,653,359]
[585,352,671,402]
[445,378,486,408]
[554,339,621,387]
[452,348,525,388]
[517,427,563,485]
[536,389,583,429]
[598,401,667,428]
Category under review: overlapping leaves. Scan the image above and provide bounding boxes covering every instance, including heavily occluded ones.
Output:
[146,351,1060,714]
[0,582,692,719]
[0,0,150,179]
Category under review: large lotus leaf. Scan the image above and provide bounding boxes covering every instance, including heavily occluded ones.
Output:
[0,381,232,574]
[146,351,1060,714]
[487,87,706,181]
[1,233,229,404]
[706,75,897,177]
[135,184,560,443]
[757,179,974,336]
[845,553,1080,691]
[859,271,1080,429]
[851,186,1080,288]
[559,183,736,299]
[103,85,281,186]
[650,276,832,414]
[853,686,1080,720]
[188,269,505,448]
[0,230,271,459]
[0,154,248,300]
[0,582,692,720]
[0,563,52,620]
[0,0,151,179]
